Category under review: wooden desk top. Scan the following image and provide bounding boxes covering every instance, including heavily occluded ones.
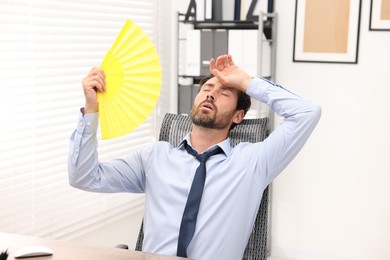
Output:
[0,232,187,260]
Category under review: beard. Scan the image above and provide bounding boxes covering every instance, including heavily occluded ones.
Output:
[191,112,219,128]
[191,102,233,130]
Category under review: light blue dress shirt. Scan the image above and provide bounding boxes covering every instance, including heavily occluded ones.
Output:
[68,77,321,260]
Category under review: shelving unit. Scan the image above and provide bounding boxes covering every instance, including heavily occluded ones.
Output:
[176,10,277,125]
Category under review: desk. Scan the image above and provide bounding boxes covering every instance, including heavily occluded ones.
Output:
[0,232,186,260]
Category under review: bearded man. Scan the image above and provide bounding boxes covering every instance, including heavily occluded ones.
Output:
[68,54,321,260]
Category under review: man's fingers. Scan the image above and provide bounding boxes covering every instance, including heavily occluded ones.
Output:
[83,71,106,92]
[88,67,106,85]
[89,67,105,76]
[91,75,105,90]
[227,55,235,66]
[212,68,227,84]
[96,68,106,81]
[211,68,220,78]
[212,54,236,73]
[215,55,227,70]
[209,58,216,73]
[91,80,105,92]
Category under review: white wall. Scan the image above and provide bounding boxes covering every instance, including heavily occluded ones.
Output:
[271,0,390,259]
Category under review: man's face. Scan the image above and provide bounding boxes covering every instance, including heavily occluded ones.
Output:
[191,77,240,130]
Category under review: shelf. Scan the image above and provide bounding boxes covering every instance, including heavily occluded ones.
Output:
[178,74,204,79]
[179,14,273,39]
[180,19,273,31]
[194,20,258,30]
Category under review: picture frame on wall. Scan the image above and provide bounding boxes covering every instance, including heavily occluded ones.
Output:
[293,0,362,64]
[369,0,390,31]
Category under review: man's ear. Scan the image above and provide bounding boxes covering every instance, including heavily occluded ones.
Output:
[232,109,245,125]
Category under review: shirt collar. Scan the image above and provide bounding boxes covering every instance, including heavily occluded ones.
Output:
[177,133,232,156]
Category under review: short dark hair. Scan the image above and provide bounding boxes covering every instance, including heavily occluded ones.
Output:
[199,74,251,129]
[199,74,251,115]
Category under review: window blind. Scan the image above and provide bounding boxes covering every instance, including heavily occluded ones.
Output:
[0,0,161,240]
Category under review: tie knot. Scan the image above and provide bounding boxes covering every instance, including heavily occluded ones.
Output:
[196,153,209,162]
[196,148,220,162]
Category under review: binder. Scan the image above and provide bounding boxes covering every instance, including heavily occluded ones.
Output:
[212,0,223,21]
[179,85,193,115]
[186,30,201,76]
[200,30,213,75]
[223,0,235,21]
[205,0,212,20]
[234,0,241,20]
[228,30,258,76]
[213,30,228,58]
[186,29,228,77]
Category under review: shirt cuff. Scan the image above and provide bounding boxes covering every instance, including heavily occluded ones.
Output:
[246,77,274,103]
[76,109,99,135]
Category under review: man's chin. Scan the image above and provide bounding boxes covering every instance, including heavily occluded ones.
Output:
[191,115,216,128]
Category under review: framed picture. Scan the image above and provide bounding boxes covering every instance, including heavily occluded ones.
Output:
[293,0,362,64]
[369,0,390,30]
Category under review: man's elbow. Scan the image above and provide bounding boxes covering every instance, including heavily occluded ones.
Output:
[307,102,322,128]
[68,173,80,189]
[311,102,322,120]
[68,169,87,190]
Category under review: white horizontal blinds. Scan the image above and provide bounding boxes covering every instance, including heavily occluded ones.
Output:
[0,0,159,239]
[155,0,177,126]
[0,0,35,236]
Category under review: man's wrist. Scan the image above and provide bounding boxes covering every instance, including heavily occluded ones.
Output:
[241,75,252,93]
[84,104,99,115]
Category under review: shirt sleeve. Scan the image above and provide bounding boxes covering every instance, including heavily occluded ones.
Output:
[67,110,146,193]
[246,77,322,185]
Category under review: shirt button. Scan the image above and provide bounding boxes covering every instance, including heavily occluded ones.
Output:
[86,122,91,126]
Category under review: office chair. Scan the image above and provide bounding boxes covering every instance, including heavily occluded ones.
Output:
[133,113,270,260]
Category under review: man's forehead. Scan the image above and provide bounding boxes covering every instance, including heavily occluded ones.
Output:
[202,77,239,95]
[204,76,220,85]
[204,77,232,90]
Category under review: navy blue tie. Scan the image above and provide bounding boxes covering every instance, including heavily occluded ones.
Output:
[177,142,222,257]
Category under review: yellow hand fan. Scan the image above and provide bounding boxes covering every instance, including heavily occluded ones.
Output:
[99,19,162,139]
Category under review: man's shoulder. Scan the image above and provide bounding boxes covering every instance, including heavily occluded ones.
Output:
[151,140,182,150]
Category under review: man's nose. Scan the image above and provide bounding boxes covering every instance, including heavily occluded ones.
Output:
[206,93,215,101]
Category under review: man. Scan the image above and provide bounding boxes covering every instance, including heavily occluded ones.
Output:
[68,54,321,260]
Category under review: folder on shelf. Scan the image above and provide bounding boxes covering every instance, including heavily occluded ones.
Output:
[213,30,228,60]
[186,30,201,76]
[228,30,258,76]
[234,0,241,20]
[186,29,228,77]
[223,0,235,21]
[228,30,271,77]
[205,0,212,20]
[212,0,223,21]
[200,30,213,75]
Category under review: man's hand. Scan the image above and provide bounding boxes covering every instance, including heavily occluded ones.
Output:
[82,67,106,114]
[209,54,252,93]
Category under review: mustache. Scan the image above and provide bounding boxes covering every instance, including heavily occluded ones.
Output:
[198,99,216,110]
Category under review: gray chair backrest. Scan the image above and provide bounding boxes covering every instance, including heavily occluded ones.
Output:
[135,113,270,260]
